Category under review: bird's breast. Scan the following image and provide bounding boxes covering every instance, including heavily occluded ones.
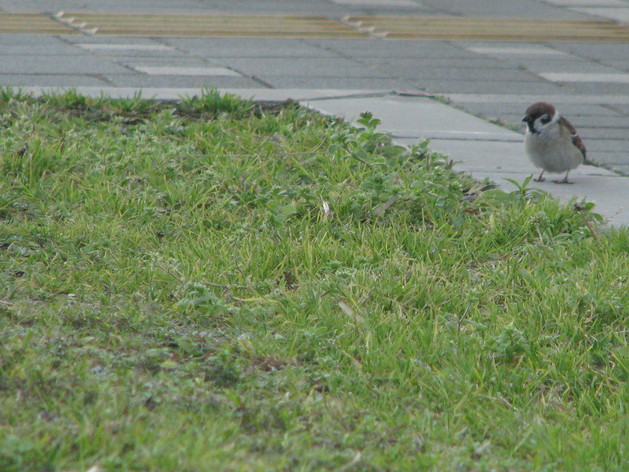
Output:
[524,128,583,173]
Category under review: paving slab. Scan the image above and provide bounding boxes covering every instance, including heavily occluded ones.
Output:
[565,82,629,95]
[602,61,629,71]
[499,113,629,130]
[570,7,629,22]
[462,103,623,119]
[60,35,170,45]
[0,0,207,13]
[76,44,175,52]
[305,39,475,58]
[132,66,241,77]
[328,0,422,7]
[583,115,629,127]
[1,55,130,75]
[544,1,627,6]
[103,76,264,89]
[543,104,626,117]
[162,38,345,59]
[511,61,624,75]
[578,128,629,140]
[445,93,629,105]
[75,47,184,59]
[0,74,112,87]
[540,72,629,83]
[365,57,515,69]
[261,76,411,90]
[0,0,352,15]
[113,57,218,67]
[0,43,85,56]
[582,140,629,153]
[594,152,629,166]
[549,42,629,58]
[370,65,534,81]
[462,45,570,56]
[420,0,598,18]
[406,79,568,95]
[220,57,387,78]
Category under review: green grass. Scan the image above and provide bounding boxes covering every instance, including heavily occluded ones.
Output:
[0,88,627,472]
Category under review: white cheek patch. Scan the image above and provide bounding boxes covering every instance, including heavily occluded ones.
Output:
[534,111,559,133]
[534,115,548,132]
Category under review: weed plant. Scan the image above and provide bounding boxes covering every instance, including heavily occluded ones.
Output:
[0,88,627,471]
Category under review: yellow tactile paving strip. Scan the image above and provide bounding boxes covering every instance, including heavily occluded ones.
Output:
[55,12,367,38]
[2,12,627,42]
[344,16,629,42]
[0,13,77,34]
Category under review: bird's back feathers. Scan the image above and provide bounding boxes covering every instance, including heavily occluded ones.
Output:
[558,116,587,160]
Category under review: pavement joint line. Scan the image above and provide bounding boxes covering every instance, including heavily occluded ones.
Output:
[392,135,523,142]
[132,66,242,77]
[464,46,570,55]
[330,0,420,6]
[15,87,393,103]
[539,72,629,83]
[444,94,629,104]
[296,91,397,101]
[544,0,625,5]
[77,44,175,51]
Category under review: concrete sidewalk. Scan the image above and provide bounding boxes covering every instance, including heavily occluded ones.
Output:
[1,0,628,225]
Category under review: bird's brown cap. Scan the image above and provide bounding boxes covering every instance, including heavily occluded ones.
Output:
[524,101,556,119]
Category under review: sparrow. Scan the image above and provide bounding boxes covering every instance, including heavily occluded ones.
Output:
[522,101,586,184]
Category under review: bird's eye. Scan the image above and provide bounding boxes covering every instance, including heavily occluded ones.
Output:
[540,115,551,124]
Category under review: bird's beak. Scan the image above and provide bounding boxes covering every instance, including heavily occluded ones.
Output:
[522,115,533,124]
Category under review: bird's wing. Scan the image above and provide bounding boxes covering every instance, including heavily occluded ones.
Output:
[559,116,587,159]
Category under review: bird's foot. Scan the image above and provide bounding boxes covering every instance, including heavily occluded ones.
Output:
[552,171,573,184]
[533,177,546,182]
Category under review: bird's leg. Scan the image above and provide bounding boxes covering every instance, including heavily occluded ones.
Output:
[552,170,573,184]
[534,170,545,182]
